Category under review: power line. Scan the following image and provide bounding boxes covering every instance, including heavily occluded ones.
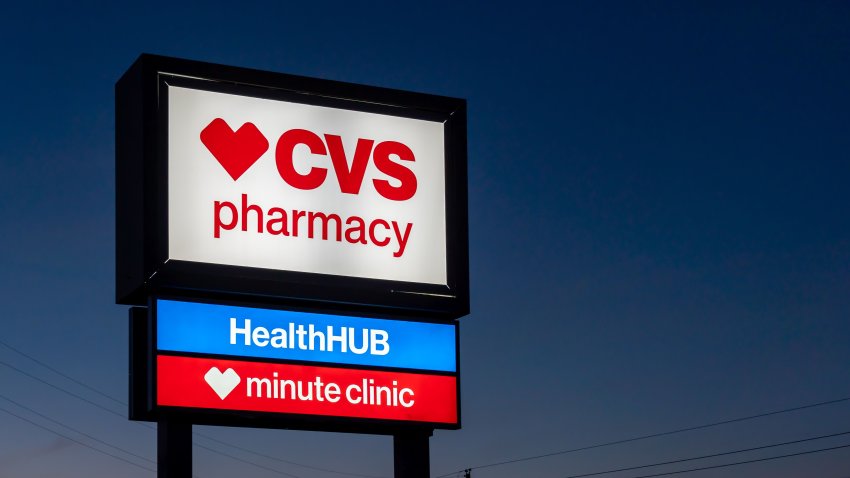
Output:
[194,431,386,478]
[0,339,125,406]
[616,442,850,478]
[0,404,156,473]
[0,359,129,421]
[0,340,388,478]
[562,429,850,478]
[436,396,850,477]
[0,392,156,466]
[194,442,302,478]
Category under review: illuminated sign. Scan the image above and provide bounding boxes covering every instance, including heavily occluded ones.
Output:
[169,87,447,285]
[157,355,458,425]
[119,55,467,438]
[130,298,461,430]
[116,54,468,318]
[156,299,457,372]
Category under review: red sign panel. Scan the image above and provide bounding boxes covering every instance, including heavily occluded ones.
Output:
[157,355,458,425]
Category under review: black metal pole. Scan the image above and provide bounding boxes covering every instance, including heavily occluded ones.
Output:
[393,430,432,478]
[158,420,192,478]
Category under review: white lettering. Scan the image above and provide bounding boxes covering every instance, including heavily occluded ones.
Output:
[370,329,389,355]
[230,318,251,345]
[229,319,389,356]
[327,326,347,353]
[243,373,416,409]
[246,377,271,397]
[400,388,415,408]
[252,326,270,347]
[270,328,287,348]
[308,324,325,351]
[346,383,361,404]
[349,328,369,355]
[325,383,341,403]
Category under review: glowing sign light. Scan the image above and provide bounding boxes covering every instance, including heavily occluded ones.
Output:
[119,56,468,435]
[168,86,447,284]
[156,299,457,372]
[157,355,458,425]
[116,54,469,319]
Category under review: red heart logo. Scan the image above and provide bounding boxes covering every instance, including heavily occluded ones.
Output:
[200,118,269,181]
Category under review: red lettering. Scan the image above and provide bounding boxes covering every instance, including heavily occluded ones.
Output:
[324,134,374,194]
[345,216,367,244]
[372,141,417,201]
[369,219,391,247]
[214,200,237,238]
[275,129,328,190]
[291,210,306,236]
[240,193,263,232]
[252,125,420,200]
[266,208,289,236]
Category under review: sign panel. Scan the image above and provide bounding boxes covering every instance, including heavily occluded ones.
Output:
[157,355,458,425]
[115,54,469,318]
[156,299,457,372]
[168,86,447,285]
[134,298,461,430]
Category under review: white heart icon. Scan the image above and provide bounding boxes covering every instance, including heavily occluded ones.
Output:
[204,367,241,400]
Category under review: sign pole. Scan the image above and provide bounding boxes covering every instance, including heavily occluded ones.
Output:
[158,420,192,477]
[393,430,432,478]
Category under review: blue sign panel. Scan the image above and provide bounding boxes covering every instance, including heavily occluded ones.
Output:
[156,299,456,372]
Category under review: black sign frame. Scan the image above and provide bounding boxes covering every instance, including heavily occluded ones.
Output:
[116,54,468,320]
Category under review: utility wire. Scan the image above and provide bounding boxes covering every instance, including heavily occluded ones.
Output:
[194,431,386,478]
[0,392,156,466]
[562,429,850,478]
[0,404,156,473]
[616,442,850,478]
[0,359,129,421]
[0,340,388,478]
[0,339,125,406]
[194,442,302,478]
[436,396,850,477]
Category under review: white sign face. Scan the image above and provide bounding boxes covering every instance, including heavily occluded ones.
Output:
[168,86,447,285]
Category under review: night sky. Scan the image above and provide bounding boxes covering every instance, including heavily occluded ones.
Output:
[1,2,849,477]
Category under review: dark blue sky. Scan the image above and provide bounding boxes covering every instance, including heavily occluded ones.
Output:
[1,2,849,477]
